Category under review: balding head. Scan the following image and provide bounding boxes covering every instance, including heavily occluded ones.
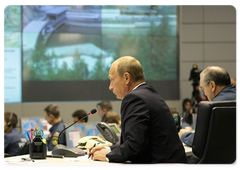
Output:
[200,66,231,87]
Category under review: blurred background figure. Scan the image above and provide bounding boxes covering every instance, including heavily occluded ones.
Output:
[44,104,66,151]
[72,109,88,124]
[96,101,113,122]
[181,98,193,129]
[231,77,236,87]
[4,112,27,156]
[169,107,181,132]
[103,110,121,127]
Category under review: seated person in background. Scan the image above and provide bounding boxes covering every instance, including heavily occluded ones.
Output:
[72,109,88,123]
[88,56,187,163]
[44,104,66,151]
[231,77,236,87]
[103,110,121,127]
[169,107,181,132]
[181,98,193,129]
[97,100,113,122]
[179,66,236,147]
[4,112,27,156]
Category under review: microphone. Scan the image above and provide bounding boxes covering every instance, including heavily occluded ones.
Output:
[193,103,198,108]
[57,108,97,144]
[52,109,97,157]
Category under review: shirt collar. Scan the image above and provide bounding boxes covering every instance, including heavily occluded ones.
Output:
[49,119,63,133]
[132,82,146,91]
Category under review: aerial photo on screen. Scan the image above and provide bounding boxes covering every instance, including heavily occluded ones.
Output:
[22,5,177,81]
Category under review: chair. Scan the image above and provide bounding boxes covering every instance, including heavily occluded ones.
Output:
[188,100,236,164]
[20,141,30,155]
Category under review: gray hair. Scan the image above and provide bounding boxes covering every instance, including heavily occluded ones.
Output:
[200,66,231,86]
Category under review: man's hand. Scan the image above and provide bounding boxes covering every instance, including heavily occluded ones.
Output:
[178,127,192,138]
[87,145,110,161]
[87,145,105,156]
[92,148,110,161]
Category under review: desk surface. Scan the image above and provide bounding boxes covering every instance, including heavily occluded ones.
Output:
[4,145,192,165]
[5,154,113,165]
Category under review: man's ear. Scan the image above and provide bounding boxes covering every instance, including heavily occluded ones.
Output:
[210,81,216,92]
[49,114,54,120]
[124,72,131,84]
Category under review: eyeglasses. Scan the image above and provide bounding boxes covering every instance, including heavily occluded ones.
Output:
[199,82,210,93]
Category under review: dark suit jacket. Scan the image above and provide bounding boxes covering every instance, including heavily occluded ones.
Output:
[106,83,187,163]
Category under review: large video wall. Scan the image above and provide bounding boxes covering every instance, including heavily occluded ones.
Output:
[4,5,179,103]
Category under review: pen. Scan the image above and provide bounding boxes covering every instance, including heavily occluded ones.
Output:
[88,143,96,159]
[21,158,35,162]
[27,131,31,142]
[30,129,34,142]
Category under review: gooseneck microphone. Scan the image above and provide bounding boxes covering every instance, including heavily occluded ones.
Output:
[52,109,97,157]
[57,108,97,144]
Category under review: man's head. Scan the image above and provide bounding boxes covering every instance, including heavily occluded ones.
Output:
[97,101,112,118]
[4,112,18,134]
[103,110,121,126]
[199,66,231,101]
[108,56,145,99]
[72,109,88,123]
[44,104,60,125]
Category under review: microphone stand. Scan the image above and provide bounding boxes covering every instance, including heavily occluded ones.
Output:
[58,114,89,145]
[52,109,96,157]
[57,109,97,145]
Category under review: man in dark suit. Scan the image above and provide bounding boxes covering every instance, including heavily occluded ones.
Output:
[88,56,187,163]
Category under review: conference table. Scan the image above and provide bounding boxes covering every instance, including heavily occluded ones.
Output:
[4,145,192,165]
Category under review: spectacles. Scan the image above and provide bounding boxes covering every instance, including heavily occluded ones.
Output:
[199,82,210,93]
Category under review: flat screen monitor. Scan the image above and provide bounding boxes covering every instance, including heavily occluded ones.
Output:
[39,118,52,139]
[65,122,100,148]
[20,117,52,140]
[85,123,100,136]
[66,124,85,148]
[20,117,40,141]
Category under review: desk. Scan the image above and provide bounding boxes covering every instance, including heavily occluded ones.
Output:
[5,146,192,165]
[4,153,114,165]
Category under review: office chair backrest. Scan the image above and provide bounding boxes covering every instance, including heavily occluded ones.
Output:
[192,100,236,164]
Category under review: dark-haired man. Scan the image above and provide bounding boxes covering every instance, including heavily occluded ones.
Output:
[4,112,27,156]
[72,109,88,123]
[96,101,113,122]
[44,104,66,151]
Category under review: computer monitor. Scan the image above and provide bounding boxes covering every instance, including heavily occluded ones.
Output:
[85,123,100,136]
[20,117,40,141]
[39,118,52,139]
[20,117,52,141]
[66,124,85,148]
[65,122,100,148]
